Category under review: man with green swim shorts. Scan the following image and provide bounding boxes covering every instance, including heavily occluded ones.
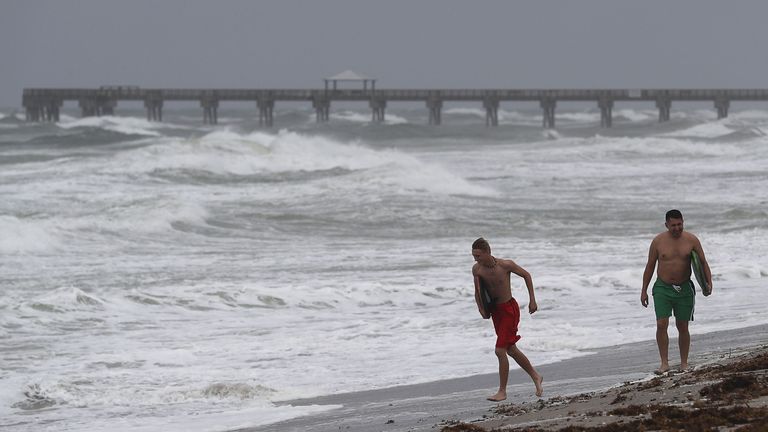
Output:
[641,210,712,374]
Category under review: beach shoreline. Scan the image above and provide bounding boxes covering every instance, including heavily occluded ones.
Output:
[447,341,768,431]
[240,324,768,432]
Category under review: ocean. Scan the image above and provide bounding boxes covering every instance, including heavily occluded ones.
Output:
[1,103,766,431]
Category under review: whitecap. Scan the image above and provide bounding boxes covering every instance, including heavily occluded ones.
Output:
[201,382,275,400]
[443,107,485,117]
[556,111,601,122]
[57,116,162,136]
[75,200,210,234]
[103,129,493,196]
[21,286,104,314]
[498,109,539,124]
[614,109,656,122]
[660,121,734,138]
[327,110,409,125]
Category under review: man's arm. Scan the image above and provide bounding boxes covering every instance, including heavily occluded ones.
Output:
[506,260,537,314]
[693,236,713,293]
[641,238,658,307]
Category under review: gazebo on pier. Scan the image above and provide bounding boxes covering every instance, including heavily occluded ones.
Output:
[319,70,383,122]
[324,70,376,92]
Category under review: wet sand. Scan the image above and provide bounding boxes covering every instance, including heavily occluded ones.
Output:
[236,324,768,432]
[447,341,768,431]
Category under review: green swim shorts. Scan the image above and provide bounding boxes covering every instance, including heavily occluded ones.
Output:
[652,279,695,321]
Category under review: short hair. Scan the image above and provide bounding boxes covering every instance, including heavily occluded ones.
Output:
[666,209,683,221]
[472,237,491,253]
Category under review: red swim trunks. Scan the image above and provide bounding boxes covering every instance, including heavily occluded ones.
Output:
[491,298,521,348]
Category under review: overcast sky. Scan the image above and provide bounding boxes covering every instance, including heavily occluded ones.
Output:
[3,0,768,107]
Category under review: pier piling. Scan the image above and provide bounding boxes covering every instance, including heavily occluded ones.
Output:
[370,98,386,123]
[201,95,219,125]
[598,97,613,127]
[714,97,730,119]
[426,97,442,125]
[257,97,275,127]
[313,96,330,123]
[483,97,499,127]
[540,98,556,129]
[656,96,672,122]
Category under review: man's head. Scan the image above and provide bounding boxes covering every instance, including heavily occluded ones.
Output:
[665,209,684,238]
[472,237,493,264]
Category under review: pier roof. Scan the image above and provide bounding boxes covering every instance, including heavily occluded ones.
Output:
[325,70,373,81]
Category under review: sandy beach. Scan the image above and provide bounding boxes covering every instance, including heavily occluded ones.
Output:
[241,324,768,432]
[445,341,768,431]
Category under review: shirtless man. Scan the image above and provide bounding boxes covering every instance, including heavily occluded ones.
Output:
[472,238,543,401]
[641,210,712,373]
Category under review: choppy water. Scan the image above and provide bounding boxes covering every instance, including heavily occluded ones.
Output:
[1,105,767,431]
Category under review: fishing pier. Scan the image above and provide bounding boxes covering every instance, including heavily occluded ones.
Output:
[22,86,768,128]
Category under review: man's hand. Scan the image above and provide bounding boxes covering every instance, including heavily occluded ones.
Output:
[528,299,538,314]
[641,291,649,308]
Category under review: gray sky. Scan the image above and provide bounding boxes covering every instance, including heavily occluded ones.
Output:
[3,0,768,107]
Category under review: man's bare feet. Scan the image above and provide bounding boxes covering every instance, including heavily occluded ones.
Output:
[487,390,507,402]
[654,364,670,375]
[680,363,690,372]
[534,374,544,398]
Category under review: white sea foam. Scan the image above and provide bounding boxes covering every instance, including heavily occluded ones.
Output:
[546,135,747,160]
[726,109,768,121]
[444,107,650,125]
[498,109,540,124]
[104,200,210,234]
[614,109,656,122]
[114,129,379,175]
[0,215,61,254]
[556,111,601,123]
[106,129,494,197]
[49,404,339,432]
[331,110,408,124]
[443,107,486,117]
[330,110,370,123]
[344,154,499,197]
[660,121,735,138]
[58,116,162,136]
[2,371,337,432]
[19,286,104,313]
[443,107,540,125]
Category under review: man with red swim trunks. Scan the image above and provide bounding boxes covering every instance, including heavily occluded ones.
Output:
[472,238,543,401]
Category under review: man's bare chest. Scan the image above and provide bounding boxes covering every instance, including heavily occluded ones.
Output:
[658,243,692,262]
